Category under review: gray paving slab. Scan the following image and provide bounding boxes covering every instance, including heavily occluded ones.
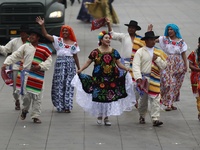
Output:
[0,0,200,150]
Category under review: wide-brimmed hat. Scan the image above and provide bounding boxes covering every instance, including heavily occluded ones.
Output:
[19,24,29,33]
[141,31,159,40]
[124,20,141,30]
[28,29,43,38]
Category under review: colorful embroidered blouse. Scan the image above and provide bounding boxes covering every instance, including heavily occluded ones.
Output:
[159,36,187,55]
[78,48,128,102]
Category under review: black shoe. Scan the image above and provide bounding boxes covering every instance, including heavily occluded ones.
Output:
[198,114,200,121]
[153,120,163,126]
[15,100,21,110]
[139,116,145,124]
[20,109,28,120]
[33,118,42,124]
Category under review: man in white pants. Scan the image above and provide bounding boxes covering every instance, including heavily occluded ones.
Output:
[0,24,29,110]
[132,31,167,126]
[2,29,52,124]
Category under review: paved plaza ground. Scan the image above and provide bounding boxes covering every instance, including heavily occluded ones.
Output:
[0,0,200,150]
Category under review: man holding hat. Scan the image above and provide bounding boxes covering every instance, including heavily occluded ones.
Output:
[106,19,152,108]
[0,24,29,110]
[1,28,52,124]
[132,31,167,126]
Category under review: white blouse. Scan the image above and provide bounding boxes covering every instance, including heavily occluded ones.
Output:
[159,36,187,55]
[52,35,80,56]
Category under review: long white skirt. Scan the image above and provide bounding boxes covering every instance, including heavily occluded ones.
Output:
[71,72,136,117]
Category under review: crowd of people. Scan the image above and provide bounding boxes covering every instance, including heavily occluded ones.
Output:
[1,1,199,126]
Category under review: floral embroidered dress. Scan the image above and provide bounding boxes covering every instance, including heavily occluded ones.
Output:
[71,48,135,117]
[51,36,80,112]
[159,36,187,107]
[188,50,200,97]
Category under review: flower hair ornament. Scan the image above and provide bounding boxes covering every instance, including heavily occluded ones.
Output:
[98,31,112,46]
[98,31,112,41]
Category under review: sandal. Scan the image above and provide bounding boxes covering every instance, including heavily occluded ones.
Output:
[97,117,102,125]
[104,118,111,126]
[165,107,172,111]
[171,105,177,110]
[134,101,138,109]
[139,116,145,124]
[20,109,28,120]
[65,110,71,113]
[15,100,20,110]
[33,118,42,124]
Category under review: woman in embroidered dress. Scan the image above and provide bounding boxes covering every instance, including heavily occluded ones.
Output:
[36,16,80,113]
[157,24,187,111]
[188,37,200,121]
[71,31,135,126]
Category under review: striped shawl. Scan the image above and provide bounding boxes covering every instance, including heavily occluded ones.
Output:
[148,48,167,97]
[16,44,51,95]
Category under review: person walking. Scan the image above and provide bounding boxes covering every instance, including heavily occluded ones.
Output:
[2,29,52,123]
[188,37,200,121]
[157,24,188,111]
[132,31,167,126]
[0,24,29,110]
[36,16,81,113]
[106,18,152,108]
[72,31,136,126]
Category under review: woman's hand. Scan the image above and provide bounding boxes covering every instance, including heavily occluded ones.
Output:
[125,67,130,72]
[77,69,82,74]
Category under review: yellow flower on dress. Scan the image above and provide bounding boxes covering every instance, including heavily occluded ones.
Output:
[95,57,101,64]
[103,65,112,74]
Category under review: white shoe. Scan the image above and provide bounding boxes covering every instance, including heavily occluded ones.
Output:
[97,119,102,125]
[104,119,111,126]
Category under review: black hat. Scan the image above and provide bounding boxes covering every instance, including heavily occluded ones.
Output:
[28,28,43,38]
[141,31,159,40]
[198,37,200,43]
[19,24,29,33]
[124,20,141,30]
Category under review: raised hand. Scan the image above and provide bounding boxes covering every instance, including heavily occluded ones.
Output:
[147,24,153,31]
[36,16,44,26]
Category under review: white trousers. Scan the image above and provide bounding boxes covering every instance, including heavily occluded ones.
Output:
[22,92,42,119]
[138,93,161,121]
[21,72,43,119]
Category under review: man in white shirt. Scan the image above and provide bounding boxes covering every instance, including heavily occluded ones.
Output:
[106,19,153,108]
[2,29,52,124]
[132,31,167,127]
[0,24,29,110]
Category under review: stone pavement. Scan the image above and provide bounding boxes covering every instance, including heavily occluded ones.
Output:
[0,0,200,150]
